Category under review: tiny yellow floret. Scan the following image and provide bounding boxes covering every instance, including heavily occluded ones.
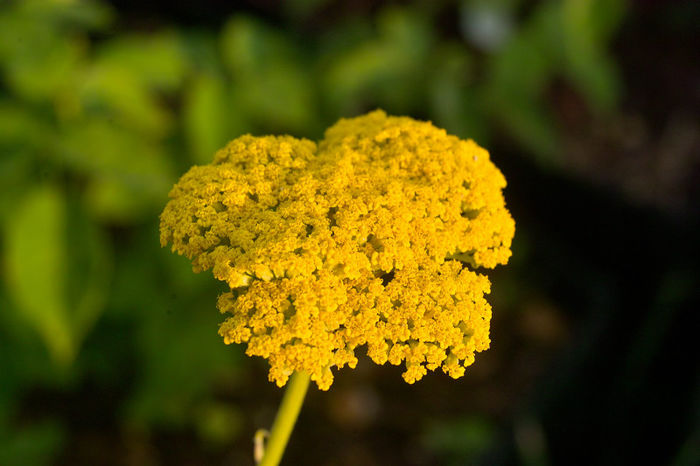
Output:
[160,110,514,390]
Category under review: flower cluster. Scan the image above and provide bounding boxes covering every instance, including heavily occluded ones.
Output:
[160,110,514,390]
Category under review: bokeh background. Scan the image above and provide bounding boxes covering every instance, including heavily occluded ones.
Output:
[1,0,698,465]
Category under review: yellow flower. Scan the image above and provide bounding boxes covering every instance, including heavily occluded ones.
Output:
[160,110,514,390]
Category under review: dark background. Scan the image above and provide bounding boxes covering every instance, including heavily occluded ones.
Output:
[0,1,698,465]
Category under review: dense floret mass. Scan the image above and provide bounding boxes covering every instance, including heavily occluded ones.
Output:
[160,110,514,390]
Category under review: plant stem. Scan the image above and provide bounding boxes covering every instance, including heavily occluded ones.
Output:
[259,371,311,466]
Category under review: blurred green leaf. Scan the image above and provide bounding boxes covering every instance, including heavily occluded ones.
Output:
[184,73,244,164]
[221,16,292,76]
[96,31,188,91]
[0,101,47,146]
[0,30,83,102]
[428,44,488,143]
[108,224,211,320]
[0,289,77,396]
[56,119,175,221]
[232,67,316,133]
[57,119,170,184]
[14,0,113,31]
[83,177,155,224]
[0,420,64,466]
[127,300,242,427]
[181,31,223,72]
[0,0,109,102]
[0,103,43,222]
[64,200,112,341]
[578,0,625,44]
[4,187,72,362]
[104,226,242,428]
[493,94,559,163]
[489,6,556,96]
[221,16,317,133]
[482,0,624,161]
[4,186,111,364]
[321,7,432,114]
[485,1,560,161]
[80,63,172,137]
[561,0,623,112]
[0,296,23,415]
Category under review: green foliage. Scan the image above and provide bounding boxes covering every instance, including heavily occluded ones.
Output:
[57,118,175,221]
[483,0,624,163]
[184,73,234,164]
[561,0,624,112]
[4,186,110,364]
[320,7,433,114]
[0,0,626,460]
[221,16,317,134]
[0,420,64,466]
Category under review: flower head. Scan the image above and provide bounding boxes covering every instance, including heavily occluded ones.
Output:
[160,110,514,390]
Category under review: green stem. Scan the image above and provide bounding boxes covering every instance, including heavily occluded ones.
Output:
[259,371,311,466]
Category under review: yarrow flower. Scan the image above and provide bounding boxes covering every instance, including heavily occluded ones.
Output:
[160,110,514,390]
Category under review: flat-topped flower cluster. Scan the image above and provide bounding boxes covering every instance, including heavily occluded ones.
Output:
[160,110,514,390]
